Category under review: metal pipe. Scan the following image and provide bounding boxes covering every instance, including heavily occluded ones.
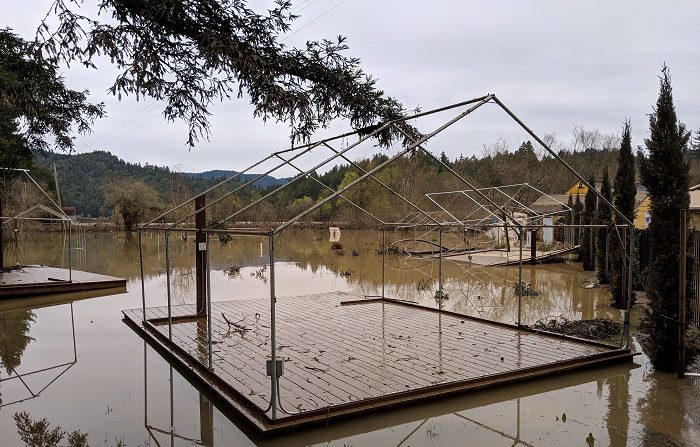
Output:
[165,231,172,341]
[146,151,279,225]
[274,97,493,233]
[218,122,394,225]
[382,228,386,299]
[138,228,147,321]
[275,153,387,225]
[491,96,633,228]
[322,142,441,225]
[68,220,72,282]
[206,233,213,371]
[438,226,443,311]
[517,229,524,326]
[269,234,278,420]
[168,145,319,229]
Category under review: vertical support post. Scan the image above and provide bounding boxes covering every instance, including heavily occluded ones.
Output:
[169,365,175,441]
[381,227,386,299]
[165,231,172,341]
[517,227,523,326]
[195,195,207,316]
[143,340,148,428]
[679,209,687,379]
[268,234,278,420]
[438,225,443,310]
[530,229,537,265]
[138,228,147,321]
[68,220,72,282]
[199,393,214,446]
[622,226,635,348]
[206,232,213,370]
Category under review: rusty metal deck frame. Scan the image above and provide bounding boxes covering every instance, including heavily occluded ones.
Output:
[123,295,635,433]
[134,94,638,427]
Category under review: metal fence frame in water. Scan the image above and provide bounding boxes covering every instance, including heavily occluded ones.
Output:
[137,94,637,422]
[0,167,76,281]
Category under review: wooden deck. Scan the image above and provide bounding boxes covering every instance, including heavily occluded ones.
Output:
[123,292,634,432]
[445,246,579,266]
[0,265,127,298]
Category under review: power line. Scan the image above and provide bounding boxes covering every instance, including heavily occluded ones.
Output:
[282,0,351,41]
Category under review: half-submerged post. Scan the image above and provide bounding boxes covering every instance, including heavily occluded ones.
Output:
[195,195,207,317]
[530,229,537,265]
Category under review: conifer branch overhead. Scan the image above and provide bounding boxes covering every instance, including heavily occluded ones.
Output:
[38,0,419,148]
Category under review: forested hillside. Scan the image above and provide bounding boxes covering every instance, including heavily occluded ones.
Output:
[27,141,682,222]
[32,151,286,217]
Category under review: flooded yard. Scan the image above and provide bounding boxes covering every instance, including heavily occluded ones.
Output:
[1,230,698,446]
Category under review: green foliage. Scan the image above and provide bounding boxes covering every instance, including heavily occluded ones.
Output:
[0,310,35,374]
[581,175,597,270]
[0,28,104,155]
[513,281,539,296]
[595,169,612,283]
[103,178,163,231]
[39,1,417,148]
[610,121,637,308]
[573,193,583,249]
[13,412,89,447]
[638,66,692,372]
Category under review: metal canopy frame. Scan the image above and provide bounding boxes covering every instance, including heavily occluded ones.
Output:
[1,167,75,281]
[137,94,636,423]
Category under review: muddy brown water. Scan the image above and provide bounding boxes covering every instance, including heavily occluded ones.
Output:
[0,230,698,446]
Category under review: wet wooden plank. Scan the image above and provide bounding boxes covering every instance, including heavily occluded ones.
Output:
[1,265,126,297]
[123,290,630,431]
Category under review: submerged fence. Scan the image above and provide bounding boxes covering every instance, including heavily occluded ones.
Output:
[636,229,700,326]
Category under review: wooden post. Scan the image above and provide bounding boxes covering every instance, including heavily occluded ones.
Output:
[530,229,537,265]
[678,208,687,378]
[195,195,207,317]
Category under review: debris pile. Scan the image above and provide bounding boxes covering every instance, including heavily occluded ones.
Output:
[533,317,622,341]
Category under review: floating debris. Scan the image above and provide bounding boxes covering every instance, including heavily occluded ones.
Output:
[513,281,540,296]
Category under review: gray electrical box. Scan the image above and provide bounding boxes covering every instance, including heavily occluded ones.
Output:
[266,359,284,377]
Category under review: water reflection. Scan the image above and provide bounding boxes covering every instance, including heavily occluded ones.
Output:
[2,232,699,446]
[0,303,76,408]
[139,332,645,447]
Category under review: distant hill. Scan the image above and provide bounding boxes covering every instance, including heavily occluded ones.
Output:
[33,151,286,217]
[183,169,290,188]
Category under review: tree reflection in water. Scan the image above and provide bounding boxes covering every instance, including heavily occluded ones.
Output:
[1,310,36,405]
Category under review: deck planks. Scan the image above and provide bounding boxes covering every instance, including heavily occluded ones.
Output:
[123,291,632,431]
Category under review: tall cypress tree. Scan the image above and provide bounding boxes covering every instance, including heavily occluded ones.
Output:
[595,169,613,283]
[610,121,637,308]
[581,175,598,271]
[639,66,691,371]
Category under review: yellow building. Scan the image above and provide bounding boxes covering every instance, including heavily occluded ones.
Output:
[561,180,650,230]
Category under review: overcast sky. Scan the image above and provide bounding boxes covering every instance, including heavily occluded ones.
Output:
[3,0,699,175]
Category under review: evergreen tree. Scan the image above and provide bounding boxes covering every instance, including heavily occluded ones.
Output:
[595,169,613,283]
[610,121,637,308]
[581,175,597,271]
[639,66,691,371]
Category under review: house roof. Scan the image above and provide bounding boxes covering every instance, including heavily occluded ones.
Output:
[530,194,571,214]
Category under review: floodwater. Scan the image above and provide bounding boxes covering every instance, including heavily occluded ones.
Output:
[1,230,698,446]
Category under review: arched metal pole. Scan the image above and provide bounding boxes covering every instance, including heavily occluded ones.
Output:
[268,234,278,420]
